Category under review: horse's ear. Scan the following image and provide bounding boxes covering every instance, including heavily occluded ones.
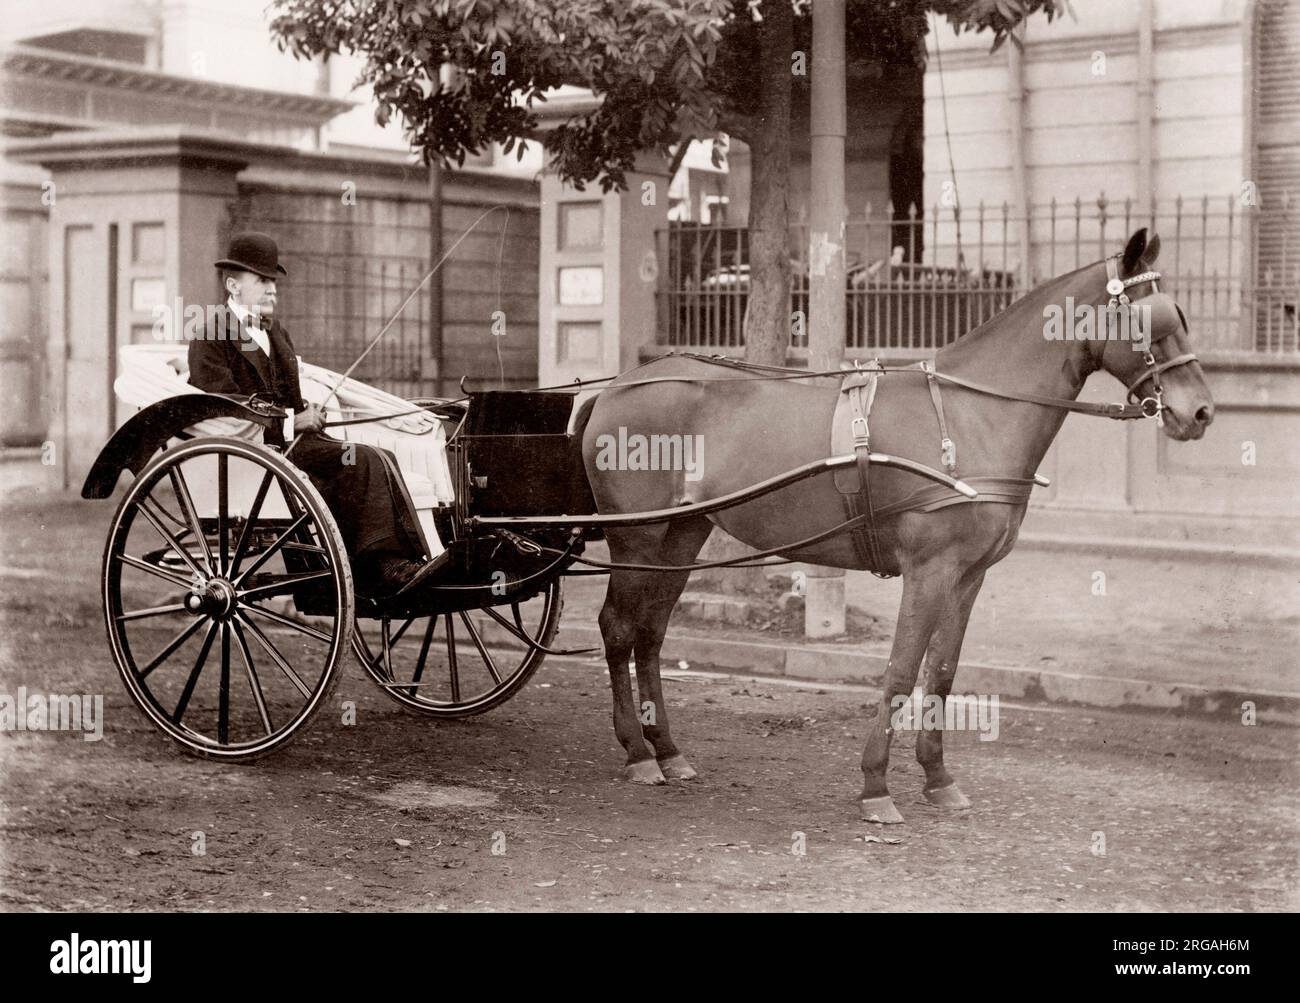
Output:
[1143,232,1161,266]
[1122,228,1149,274]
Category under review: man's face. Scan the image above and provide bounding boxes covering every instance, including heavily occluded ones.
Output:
[226,270,277,320]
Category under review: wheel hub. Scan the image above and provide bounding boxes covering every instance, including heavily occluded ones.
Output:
[186,577,237,620]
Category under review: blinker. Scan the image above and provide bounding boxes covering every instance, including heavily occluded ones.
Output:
[1138,292,1183,343]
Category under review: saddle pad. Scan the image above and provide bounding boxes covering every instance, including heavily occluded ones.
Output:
[830,369,881,494]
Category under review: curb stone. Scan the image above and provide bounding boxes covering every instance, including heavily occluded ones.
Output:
[554,623,1300,726]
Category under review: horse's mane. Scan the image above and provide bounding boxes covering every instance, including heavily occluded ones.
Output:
[942,259,1100,354]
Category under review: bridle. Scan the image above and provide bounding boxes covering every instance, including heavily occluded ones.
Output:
[1098,255,1200,426]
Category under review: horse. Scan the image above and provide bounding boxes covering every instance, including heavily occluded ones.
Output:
[577,228,1214,823]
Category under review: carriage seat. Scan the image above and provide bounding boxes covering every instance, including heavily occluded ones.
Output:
[113,342,455,556]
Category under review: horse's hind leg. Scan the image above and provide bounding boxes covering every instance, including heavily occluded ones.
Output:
[633,516,713,780]
[859,560,956,824]
[915,571,985,810]
[599,561,664,784]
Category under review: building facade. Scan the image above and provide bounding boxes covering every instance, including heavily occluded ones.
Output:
[1,0,543,489]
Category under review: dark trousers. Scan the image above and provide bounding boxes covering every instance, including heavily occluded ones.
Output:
[287,433,423,562]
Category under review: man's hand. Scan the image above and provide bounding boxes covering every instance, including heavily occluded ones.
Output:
[293,403,327,434]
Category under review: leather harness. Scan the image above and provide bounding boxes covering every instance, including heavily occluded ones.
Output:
[825,254,1199,578]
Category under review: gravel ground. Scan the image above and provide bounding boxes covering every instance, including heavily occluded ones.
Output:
[1,496,1296,912]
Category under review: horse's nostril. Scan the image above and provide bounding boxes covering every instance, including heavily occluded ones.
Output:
[1195,404,1214,425]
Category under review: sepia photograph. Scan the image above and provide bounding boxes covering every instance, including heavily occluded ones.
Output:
[0,0,1293,969]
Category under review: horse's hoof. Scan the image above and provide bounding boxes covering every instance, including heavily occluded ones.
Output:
[859,795,905,824]
[658,754,698,781]
[623,759,667,785]
[924,783,971,810]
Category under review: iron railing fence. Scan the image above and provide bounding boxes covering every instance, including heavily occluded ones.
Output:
[275,251,431,382]
[231,199,438,397]
[657,194,1300,356]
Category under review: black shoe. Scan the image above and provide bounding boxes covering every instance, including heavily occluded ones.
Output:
[394,551,452,597]
[357,552,450,599]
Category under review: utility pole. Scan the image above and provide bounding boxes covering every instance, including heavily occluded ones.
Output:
[804,0,848,638]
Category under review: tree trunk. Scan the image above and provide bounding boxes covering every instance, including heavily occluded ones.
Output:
[696,2,794,598]
[742,0,793,367]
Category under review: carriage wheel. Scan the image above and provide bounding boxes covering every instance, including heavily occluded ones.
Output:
[352,582,562,717]
[103,437,353,760]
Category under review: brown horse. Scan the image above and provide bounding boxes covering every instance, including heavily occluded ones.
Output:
[579,229,1214,823]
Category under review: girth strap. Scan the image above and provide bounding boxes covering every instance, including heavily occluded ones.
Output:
[832,362,894,577]
[920,360,957,477]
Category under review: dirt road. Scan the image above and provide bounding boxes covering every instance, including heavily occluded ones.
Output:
[3,650,1297,911]
[2,498,1297,912]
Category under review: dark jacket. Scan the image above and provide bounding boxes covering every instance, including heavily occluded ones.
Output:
[187,305,306,446]
[186,304,424,561]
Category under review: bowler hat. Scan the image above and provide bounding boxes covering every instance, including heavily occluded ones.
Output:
[214,231,287,279]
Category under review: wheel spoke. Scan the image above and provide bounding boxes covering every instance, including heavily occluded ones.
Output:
[117,602,187,622]
[228,470,273,576]
[362,618,414,674]
[114,552,193,589]
[232,620,274,736]
[168,465,213,574]
[459,611,502,685]
[138,615,208,679]
[276,482,325,566]
[236,570,333,603]
[217,453,229,576]
[483,605,537,649]
[236,611,314,700]
[390,618,416,646]
[172,620,219,724]
[445,614,461,703]
[137,499,207,581]
[152,499,190,531]
[410,617,436,696]
[218,623,231,745]
[353,582,559,716]
[281,541,327,555]
[241,601,333,643]
[231,512,309,587]
[380,619,394,683]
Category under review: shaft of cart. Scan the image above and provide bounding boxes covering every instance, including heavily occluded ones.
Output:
[466,452,978,531]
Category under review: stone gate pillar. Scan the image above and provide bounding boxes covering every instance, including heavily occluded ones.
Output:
[10,128,257,489]
[537,153,671,394]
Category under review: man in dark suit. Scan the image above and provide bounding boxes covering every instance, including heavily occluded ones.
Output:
[188,232,445,597]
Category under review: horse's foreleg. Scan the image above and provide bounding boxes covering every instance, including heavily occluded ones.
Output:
[599,568,664,784]
[860,564,955,824]
[915,571,985,809]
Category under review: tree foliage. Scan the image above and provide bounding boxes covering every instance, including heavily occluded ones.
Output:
[271,0,1068,191]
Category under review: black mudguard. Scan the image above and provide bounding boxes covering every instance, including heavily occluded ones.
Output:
[81,394,285,499]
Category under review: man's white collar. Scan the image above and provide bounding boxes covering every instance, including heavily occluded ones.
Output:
[227,297,265,331]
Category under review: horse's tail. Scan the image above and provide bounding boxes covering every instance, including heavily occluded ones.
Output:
[569,393,602,538]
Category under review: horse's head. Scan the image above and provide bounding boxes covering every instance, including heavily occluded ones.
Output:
[1093,229,1214,440]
